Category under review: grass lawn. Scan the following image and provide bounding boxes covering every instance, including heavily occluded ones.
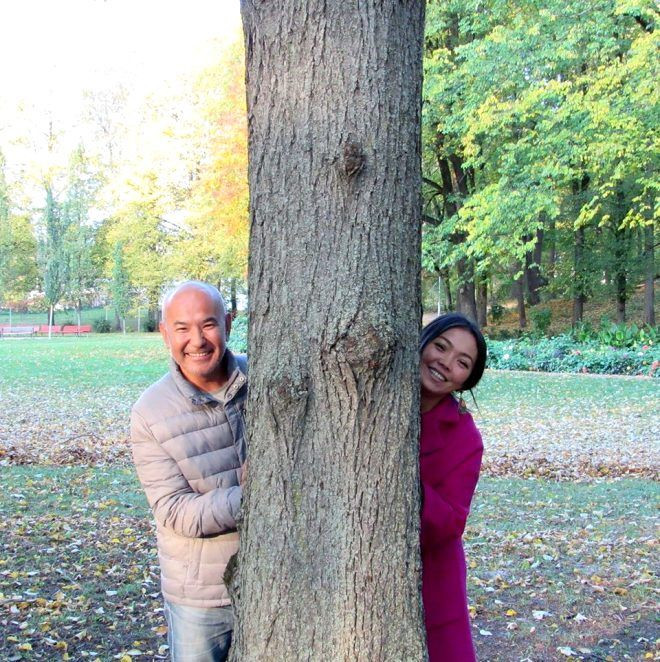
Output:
[0,468,656,660]
[0,334,658,660]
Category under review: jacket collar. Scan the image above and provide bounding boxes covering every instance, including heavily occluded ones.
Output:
[169,349,247,406]
[422,394,460,424]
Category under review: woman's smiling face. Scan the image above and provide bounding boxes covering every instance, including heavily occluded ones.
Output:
[420,326,478,412]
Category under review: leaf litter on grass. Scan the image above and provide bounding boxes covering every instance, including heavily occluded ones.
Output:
[0,468,168,661]
[1,339,658,659]
[3,366,657,481]
[466,478,659,661]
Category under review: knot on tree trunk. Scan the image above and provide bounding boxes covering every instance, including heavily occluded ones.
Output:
[327,318,398,373]
[342,138,366,178]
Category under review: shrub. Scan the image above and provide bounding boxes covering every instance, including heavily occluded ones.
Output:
[93,319,112,333]
[571,321,658,349]
[487,333,660,376]
[228,314,248,354]
[530,307,552,336]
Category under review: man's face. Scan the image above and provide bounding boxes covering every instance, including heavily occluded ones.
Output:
[159,286,232,391]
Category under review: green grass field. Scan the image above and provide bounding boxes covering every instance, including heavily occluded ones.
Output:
[0,335,657,660]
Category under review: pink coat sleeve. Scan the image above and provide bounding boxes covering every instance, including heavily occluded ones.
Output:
[421,424,483,548]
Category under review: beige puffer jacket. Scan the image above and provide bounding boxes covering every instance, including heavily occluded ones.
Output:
[130,350,247,607]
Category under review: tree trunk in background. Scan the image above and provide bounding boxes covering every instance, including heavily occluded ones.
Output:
[235,3,427,660]
[613,227,627,323]
[512,260,526,328]
[149,304,159,328]
[456,258,478,322]
[443,270,454,311]
[572,226,586,325]
[230,278,238,316]
[643,222,655,325]
[547,217,557,280]
[524,227,546,305]
[476,277,487,327]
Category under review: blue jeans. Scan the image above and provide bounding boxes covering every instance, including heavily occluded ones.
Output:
[164,601,233,662]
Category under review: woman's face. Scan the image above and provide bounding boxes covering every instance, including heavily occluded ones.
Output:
[420,326,478,409]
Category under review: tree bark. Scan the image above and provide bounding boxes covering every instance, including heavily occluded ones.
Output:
[235,3,426,661]
[643,222,655,325]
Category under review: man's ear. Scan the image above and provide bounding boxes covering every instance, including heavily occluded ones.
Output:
[159,321,170,348]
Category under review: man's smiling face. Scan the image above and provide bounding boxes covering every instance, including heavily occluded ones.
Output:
[159,285,232,392]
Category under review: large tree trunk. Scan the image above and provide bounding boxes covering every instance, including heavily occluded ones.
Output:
[235,3,427,661]
[643,222,655,325]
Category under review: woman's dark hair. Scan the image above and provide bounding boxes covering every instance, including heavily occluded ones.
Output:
[420,312,487,392]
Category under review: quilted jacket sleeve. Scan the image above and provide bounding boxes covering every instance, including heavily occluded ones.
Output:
[131,409,242,538]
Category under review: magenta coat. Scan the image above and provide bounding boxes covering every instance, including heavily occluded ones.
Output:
[421,395,483,662]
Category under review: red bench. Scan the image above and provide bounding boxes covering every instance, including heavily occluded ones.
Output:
[38,325,62,335]
[61,325,92,336]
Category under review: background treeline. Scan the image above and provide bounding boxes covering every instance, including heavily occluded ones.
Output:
[0,0,657,331]
[0,37,248,329]
[421,0,657,328]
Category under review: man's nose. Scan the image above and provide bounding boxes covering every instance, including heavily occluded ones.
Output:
[189,326,205,345]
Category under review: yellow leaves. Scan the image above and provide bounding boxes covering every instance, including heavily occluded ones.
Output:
[505,608,517,617]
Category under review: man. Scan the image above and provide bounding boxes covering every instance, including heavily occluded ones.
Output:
[131,281,247,661]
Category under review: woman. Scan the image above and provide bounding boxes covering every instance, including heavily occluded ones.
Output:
[419,313,487,661]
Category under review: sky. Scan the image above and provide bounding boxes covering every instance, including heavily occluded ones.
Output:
[0,0,241,108]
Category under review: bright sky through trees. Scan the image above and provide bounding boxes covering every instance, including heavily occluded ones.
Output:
[1,0,240,112]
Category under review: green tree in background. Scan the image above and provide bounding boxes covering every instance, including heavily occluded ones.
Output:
[39,185,69,329]
[63,146,103,325]
[422,0,658,325]
[0,150,38,305]
[110,241,131,333]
